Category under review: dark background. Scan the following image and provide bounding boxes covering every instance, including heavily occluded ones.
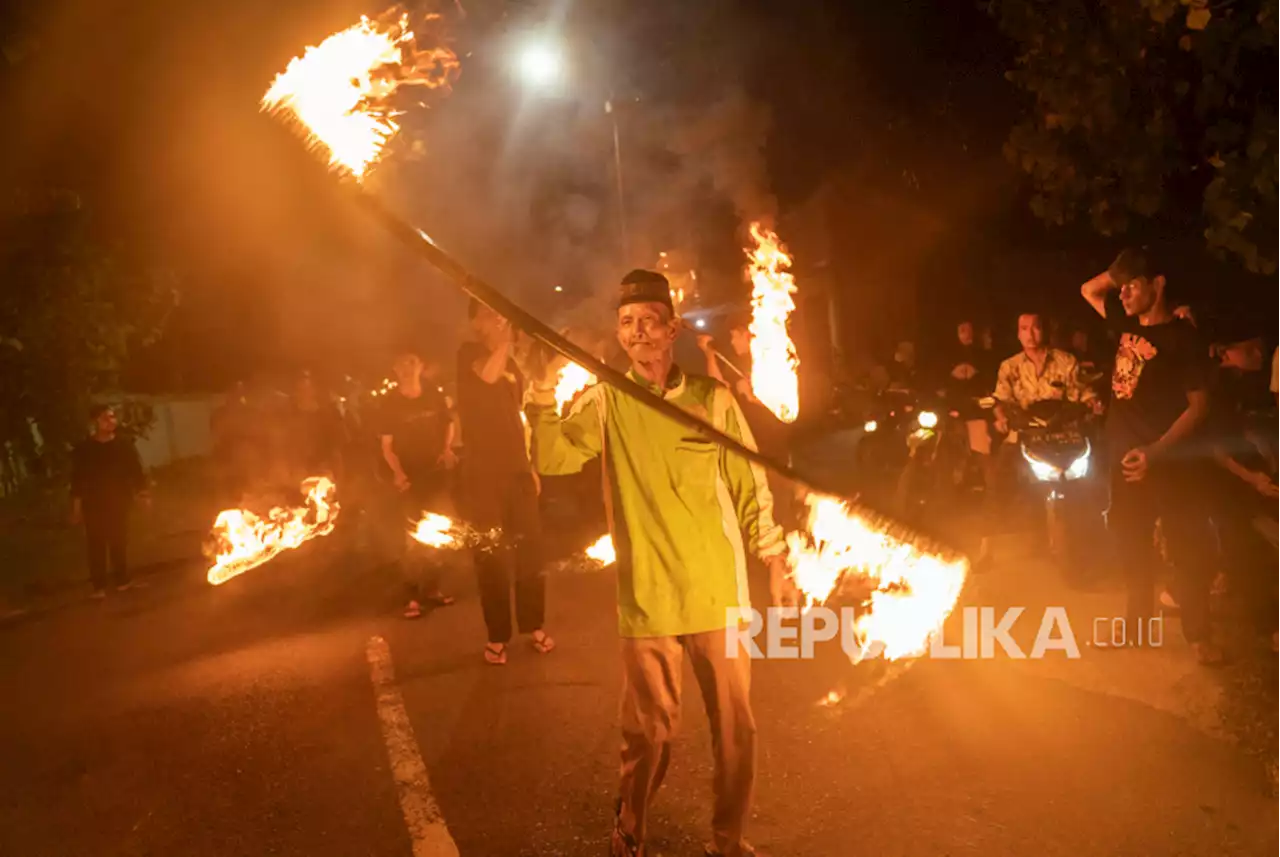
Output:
[1,0,1274,395]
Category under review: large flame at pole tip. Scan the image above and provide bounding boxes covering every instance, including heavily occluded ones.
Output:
[785,494,968,661]
[745,223,800,423]
[261,10,459,180]
[207,477,340,585]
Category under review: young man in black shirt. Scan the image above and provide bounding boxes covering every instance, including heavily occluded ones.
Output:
[1081,247,1220,663]
[377,351,457,618]
[70,405,149,599]
[457,299,552,664]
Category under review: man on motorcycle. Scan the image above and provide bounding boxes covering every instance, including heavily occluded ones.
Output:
[943,319,999,489]
[992,312,1099,435]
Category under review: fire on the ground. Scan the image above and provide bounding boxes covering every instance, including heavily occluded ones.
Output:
[206,477,340,585]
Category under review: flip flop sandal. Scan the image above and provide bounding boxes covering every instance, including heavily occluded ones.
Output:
[530,631,556,654]
[484,643,507,665]
[704,843,759,857]
[610,822,644,857]
[403,601,422,619]
[424,592,456,607]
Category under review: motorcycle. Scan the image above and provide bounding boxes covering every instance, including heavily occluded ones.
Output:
[1004,398,1104,571]
[866,386,988,520]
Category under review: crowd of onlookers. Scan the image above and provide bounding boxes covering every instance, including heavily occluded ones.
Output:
[58,257,1275,857]
[68,248,1278,662]
[870,249,1278,659]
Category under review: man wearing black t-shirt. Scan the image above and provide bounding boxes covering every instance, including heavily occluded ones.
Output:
[377,351,457,618]
[457,300,551,664]
[70,405,150,599]
[1081,247,1220,663]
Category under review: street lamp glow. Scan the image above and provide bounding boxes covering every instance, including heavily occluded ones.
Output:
[517,42,562,87]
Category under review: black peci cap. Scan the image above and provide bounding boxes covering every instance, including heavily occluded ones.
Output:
[618,269,673,312]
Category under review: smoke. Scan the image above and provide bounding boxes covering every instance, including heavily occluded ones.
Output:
[373,35,778,349]
[665,87,777,232]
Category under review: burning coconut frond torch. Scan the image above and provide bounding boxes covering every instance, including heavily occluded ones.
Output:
[255,10,969,651]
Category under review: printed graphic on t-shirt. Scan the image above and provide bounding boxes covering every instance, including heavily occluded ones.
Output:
[1111,332,1159,400]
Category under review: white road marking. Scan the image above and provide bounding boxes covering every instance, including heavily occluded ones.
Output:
[366,636,460,857]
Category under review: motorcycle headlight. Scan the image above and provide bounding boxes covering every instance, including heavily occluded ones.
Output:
[1021,447,1061,482]
[863,420,878,433]
[1065,443,1090,480]
[917,410,939,429]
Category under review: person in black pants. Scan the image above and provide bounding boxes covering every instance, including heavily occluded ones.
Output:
[377,351,458,618]
[457,299,552,665]
[70,405,149,599]
[1081,247,1220,663]
[1205,327,1278,644]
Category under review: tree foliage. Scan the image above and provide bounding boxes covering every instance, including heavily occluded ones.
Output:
[0,188,177,480]
[994,0,1278,273]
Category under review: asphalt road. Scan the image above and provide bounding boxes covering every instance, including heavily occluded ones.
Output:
[1,530,1276,857]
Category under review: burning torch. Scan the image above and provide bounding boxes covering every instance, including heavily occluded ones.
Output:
[257,12,964,568]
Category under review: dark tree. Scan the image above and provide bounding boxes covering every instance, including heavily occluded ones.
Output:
[993,0,1278,273]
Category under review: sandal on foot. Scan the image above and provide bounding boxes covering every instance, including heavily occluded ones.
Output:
[423,591,455,607]
[530,630,556,654]
[610,822,644,857]
[484,643,507,665]
[705,843,759,857]
[403,601,422,619]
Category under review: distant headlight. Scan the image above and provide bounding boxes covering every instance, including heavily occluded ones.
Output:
[917,410,939,429]
[1021,447,1060,482]
[863,420,878,433]
[1065,443,1090,480]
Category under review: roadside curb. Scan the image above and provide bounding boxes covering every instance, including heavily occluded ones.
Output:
[0,538,205,630]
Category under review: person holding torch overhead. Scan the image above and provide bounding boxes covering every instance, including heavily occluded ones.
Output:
[527,269,796,857]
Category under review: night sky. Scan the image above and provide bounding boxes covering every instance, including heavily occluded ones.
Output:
[1,0,1273,393]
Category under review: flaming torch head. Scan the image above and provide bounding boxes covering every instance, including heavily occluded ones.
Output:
[584,534,616,566]
[409,512,459,548]
[785,494,968,662]
[261,10,459,181]
[206,476,340,585]
[745,223,800,423]
[553,361,597,414]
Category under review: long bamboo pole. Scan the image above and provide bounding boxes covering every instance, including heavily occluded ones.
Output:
[345,184,960,558]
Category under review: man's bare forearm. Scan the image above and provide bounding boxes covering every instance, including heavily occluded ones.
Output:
[474,341,512,385]
[441,421,456,460]
[380,437,406,481]
[1081,270,1115,317]
[1149,393,1208,457]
